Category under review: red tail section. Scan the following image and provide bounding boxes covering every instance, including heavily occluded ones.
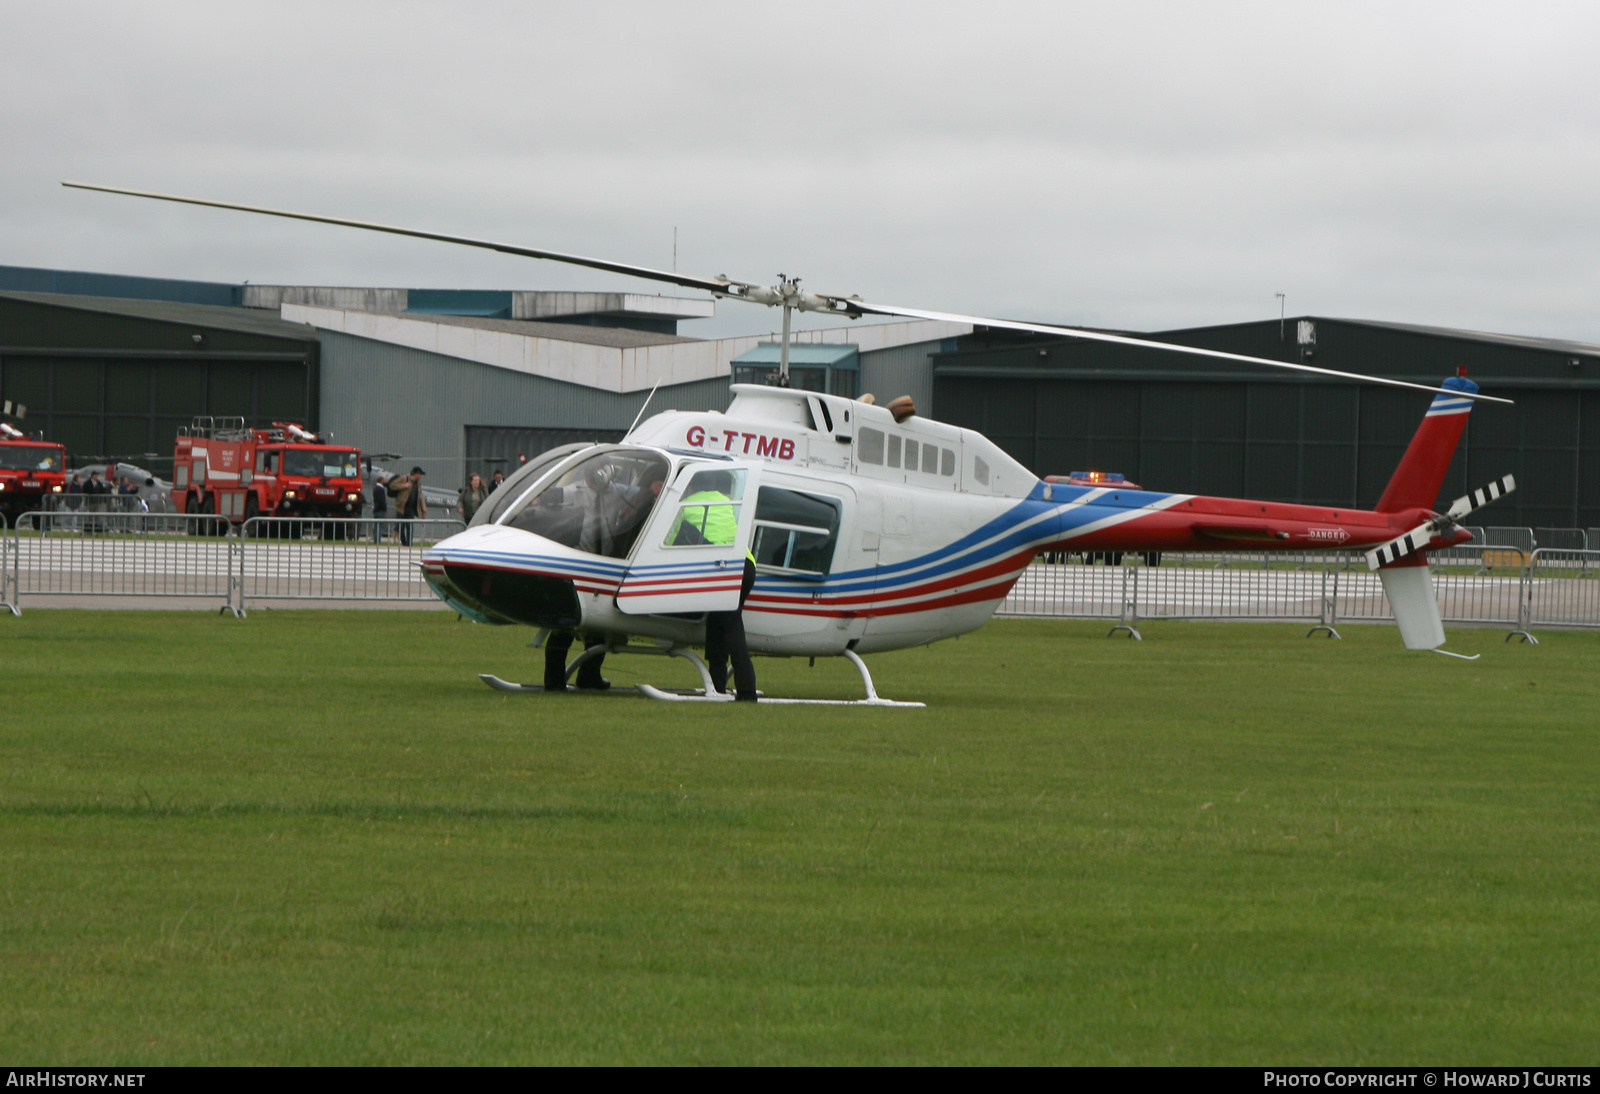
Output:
[1375,371,1478,514]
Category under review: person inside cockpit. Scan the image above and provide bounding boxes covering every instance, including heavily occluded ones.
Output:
[509,450,668,561]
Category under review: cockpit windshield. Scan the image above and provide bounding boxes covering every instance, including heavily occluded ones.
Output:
[504,449,671,559]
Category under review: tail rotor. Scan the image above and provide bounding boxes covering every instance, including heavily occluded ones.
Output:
[1365,473,1516,571]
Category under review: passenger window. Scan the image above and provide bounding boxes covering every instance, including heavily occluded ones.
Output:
[751,487,842,575]
[973,456,989,486]
[194,459,207,485]
[904,440,919,472]
[858,428,884,465]
[887,435,902,469]
[941,448,955,476]
[663,468,747,548]
[923,444,938,473]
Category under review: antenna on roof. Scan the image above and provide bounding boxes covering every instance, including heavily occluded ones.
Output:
[625,379,662,439]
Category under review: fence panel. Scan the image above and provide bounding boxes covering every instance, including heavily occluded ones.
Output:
[1135,553,1336,622]
[994,557,1131,619]
[1000,549,1542,631]
[12,511,237,609]
[1479,526,1537,552]
[238,517,465,605]
[1534,527,1587,551]
[2,512,15,615]
[1526,549,1600,628]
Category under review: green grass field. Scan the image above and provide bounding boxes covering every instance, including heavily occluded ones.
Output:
[2,611,1596,1064]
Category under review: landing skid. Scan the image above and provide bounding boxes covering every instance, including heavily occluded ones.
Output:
[480,645,924,707]
[479,675,642,694]
[636,683,923,707]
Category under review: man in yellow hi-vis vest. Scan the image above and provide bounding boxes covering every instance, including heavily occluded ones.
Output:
[668,470,758,701]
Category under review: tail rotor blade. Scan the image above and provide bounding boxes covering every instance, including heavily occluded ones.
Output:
[1366,522,1438,571]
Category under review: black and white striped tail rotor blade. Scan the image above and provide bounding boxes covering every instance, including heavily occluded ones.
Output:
[1443,473,1516,522]
[1366,523,1439,571]
[1367,474,1516,570]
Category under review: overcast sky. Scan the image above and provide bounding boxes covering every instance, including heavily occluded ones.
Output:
[4,1,1598,341]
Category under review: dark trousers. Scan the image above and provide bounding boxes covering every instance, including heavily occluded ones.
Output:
[399,505,417,546]
[545,630,607,689]
[706,560,757,700]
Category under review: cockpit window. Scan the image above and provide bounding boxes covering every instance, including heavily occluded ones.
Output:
[474,443,592,528]
[504,449,670,559]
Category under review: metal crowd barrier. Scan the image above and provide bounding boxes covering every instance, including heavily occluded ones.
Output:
[9,510,240,613]
[1,512,15,616]
[999,546,1600,638]
[0,512,465,615]
[5,512,1596,634]
[236,517,465,608]
[1525,549,1600,630]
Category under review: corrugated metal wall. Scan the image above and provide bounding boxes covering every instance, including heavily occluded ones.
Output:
[317,329,734,486]
[0,294,317,466]
[934,319,1600,526]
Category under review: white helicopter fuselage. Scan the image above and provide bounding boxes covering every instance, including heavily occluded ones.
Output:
[422,379,1500,661]
[422,384,1043,656]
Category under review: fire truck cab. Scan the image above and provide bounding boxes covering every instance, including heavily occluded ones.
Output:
[174,417,364,527]
[0,422,67,518]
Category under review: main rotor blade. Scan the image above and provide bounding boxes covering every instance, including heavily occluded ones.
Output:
[62,181,737,297]
[62,180,1516,407]
[844,300,1516,405]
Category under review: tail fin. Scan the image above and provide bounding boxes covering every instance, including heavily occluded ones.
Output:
[1375,370,1478,513]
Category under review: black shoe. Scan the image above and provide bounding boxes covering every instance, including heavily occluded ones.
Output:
[734,691,757,702]
[543,678,569,692]
[576,677,611,691]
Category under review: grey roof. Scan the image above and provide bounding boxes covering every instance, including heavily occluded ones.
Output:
[0,289,319,341]
[1334,317,1600,357]
[367,311,700,349]
[733,342,860,365]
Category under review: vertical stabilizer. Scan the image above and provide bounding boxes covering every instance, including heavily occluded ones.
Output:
[1379,562,1446,650]
[1375,372,1478,513]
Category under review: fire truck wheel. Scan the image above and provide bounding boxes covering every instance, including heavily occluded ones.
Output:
[243,495,259,535]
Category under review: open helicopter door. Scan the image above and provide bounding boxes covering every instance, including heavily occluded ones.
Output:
[615,460,763,616]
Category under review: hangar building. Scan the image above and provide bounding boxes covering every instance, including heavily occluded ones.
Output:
[0,265,962,488]
[3,263,1596,528]
[934,318,1600,529]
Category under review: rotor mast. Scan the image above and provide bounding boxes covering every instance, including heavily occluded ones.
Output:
[778,275,795,388]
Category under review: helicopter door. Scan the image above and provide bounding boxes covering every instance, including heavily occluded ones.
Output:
[616,461,763,616]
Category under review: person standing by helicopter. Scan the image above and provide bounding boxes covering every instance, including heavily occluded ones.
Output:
[459,472,488,523]
[667,470,757,702]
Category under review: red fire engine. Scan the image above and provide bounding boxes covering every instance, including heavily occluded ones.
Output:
[0,422,67,519]
[174,418,364,527]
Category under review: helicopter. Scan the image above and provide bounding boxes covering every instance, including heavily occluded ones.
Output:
[65,182,1520,702]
